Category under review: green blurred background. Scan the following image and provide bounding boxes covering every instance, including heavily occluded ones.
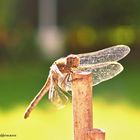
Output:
[0,0,140,140]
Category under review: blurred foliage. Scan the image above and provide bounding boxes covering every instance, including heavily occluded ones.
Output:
[0,0,140,60]
[108,26,135,45]
[67,25,137,52]
[0,0,17,28]
[0,0,38,61]
[58,0,140,27]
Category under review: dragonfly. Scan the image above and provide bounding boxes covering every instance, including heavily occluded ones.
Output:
[24,45,130,119]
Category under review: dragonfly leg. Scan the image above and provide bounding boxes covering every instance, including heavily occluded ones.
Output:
[67,73,71,82]
[61,74,69,90]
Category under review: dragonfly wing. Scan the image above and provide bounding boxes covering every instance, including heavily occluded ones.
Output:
[49,82,69,109]
[72,62,124,86]
[78,45,130,65]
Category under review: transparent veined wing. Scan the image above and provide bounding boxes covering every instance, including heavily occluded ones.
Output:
[78,45,130,65]
[48,81,69,109]
[70,61,124,86]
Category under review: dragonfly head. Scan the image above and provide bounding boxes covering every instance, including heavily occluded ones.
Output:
[66,54,80,68]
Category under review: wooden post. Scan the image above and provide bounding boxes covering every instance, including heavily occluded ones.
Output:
[72,72,105,140]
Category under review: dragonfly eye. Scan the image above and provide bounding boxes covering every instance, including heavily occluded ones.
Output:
[66,54,80,67]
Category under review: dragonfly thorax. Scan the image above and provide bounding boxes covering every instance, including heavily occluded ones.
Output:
[56,63,71,73]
